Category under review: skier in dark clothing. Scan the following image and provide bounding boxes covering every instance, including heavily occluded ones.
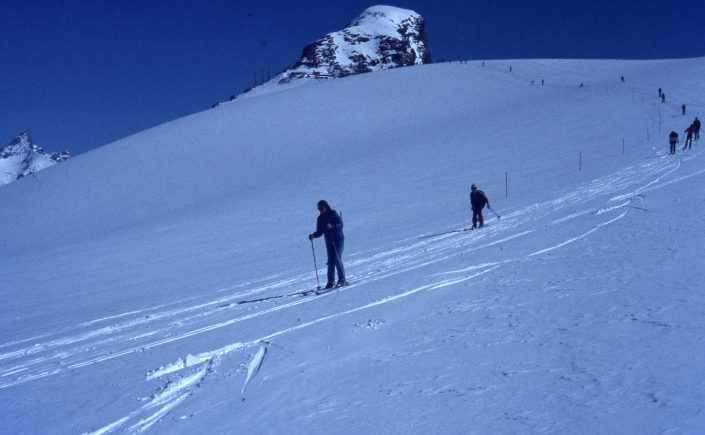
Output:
[470,184,490,228]
[683,125,694,150]
[661,92,666,103]
[669,131,679,155]
[309,199,346,289]
[682,104,686,115]
[693,117,701,140]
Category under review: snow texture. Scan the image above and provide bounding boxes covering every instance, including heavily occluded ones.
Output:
[1,57,704,433]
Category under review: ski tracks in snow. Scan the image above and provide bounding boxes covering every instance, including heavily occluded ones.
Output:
[1,149,702,432]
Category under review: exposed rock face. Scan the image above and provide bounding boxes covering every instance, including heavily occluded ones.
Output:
[0,131,70,186]
[278,5,431,83]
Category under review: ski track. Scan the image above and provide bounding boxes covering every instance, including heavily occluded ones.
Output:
[1,148,702,432]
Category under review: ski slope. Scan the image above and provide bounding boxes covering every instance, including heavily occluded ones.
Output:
[1,58,704,433]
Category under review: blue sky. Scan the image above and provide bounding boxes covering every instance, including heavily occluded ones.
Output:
[2,0,702,155]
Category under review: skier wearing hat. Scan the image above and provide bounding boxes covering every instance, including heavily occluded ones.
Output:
[470,184,490,229]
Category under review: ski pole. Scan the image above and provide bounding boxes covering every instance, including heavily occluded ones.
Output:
[487,206,501,219]
[310,238,321,290]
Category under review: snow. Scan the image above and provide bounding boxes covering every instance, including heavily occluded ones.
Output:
[1,57,704,433]
[348,5,421,40]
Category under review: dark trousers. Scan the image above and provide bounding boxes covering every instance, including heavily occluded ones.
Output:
[472,208,484,228]
[670,141,676,154]
[684,136,693,150]
[326,239,345,284]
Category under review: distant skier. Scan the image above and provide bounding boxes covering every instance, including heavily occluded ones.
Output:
[470,184,491,228]
[682,104,686,115]
[669,131,679,155]
[620,75,625,83]
[308,200,346,289]
[683,125,694,150]
[658,88,662,98]
[693,117,701,140]
[661,92,666,103]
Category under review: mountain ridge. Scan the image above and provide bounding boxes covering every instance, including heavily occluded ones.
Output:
[0,131,70,186]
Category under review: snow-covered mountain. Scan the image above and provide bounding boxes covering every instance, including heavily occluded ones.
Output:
[1,57,704,433]
[0,131,70,186]
[274,5,430,84]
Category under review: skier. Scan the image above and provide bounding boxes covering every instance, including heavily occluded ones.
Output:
[669,131,679,155]
[683,124,694,150]
[308,200,346,289]
[620,75,625,83]
[693,117,701,140]
[658,88,662,98]
[470,184,491,229]
[682,104,686,115]
[661,92,666,103]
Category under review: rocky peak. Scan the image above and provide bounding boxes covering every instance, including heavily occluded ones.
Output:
[277,5,431,83]
[0,131,70,186]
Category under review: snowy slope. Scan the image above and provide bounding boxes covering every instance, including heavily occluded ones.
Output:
[1,57,704,434]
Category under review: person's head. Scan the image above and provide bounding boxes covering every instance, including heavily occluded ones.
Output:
[471,184,477,192]
[317,199,331,213]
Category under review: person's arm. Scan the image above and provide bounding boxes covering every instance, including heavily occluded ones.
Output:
[309,217,324,239]
[331,211,343,232]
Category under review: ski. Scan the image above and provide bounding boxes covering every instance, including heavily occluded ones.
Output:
[419,227,473,239]
[309,280,351,295]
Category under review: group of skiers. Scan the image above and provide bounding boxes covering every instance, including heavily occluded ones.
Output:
[308,186,492,290]
[307,79,696,290]
[669,117,701,154]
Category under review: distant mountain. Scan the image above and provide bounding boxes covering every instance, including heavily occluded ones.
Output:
[279,5,431,82]
[234,5,431,100]
[0,131,70,186]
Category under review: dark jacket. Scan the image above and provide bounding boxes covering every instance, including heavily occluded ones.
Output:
[311,209,344,252]
[470,190,489,211]
[669,131,678,143]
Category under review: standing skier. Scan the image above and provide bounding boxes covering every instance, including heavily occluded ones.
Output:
[669,131,679,155]
[683,124,694,150]
[308,200,346,289]
[470,184,491,229]
[693,117,701,140]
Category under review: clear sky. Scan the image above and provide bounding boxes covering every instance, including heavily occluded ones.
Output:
[2,0,702,155]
